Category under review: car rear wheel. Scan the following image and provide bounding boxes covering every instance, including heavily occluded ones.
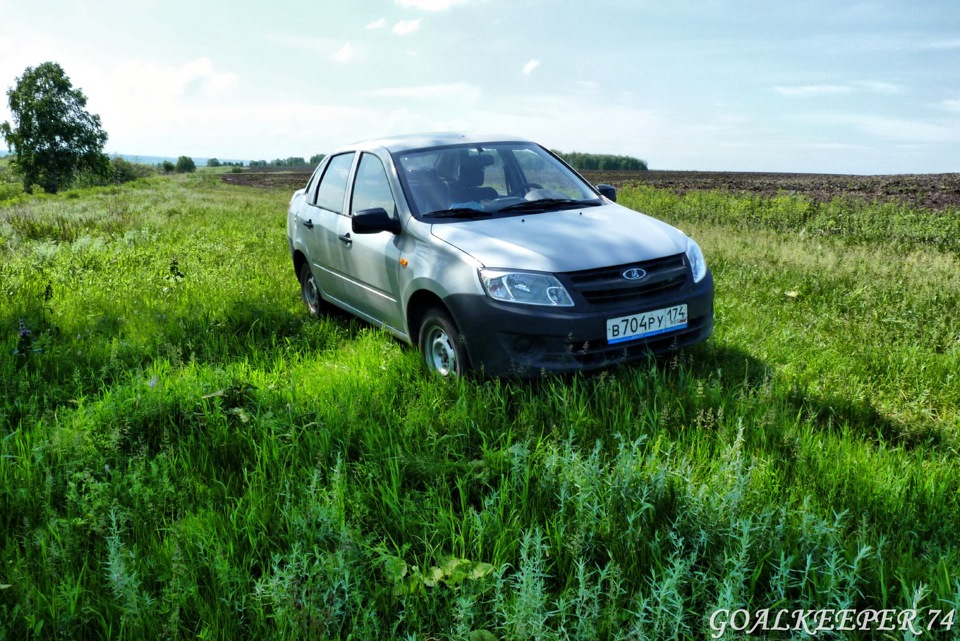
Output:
[419,308,469,377]
[298,261,323,316]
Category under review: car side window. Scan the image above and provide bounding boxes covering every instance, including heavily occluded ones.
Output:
[314,152,355,213]
[304,162,324,197]
[351,153,397,218]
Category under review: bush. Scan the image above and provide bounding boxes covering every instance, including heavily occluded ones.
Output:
[0,161,25,201]
[108,157,154,184]
[175,156,196,173]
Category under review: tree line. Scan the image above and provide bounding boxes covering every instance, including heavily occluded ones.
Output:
[205,159,244,168]
[553,151,648,171]
[247,154,325,168]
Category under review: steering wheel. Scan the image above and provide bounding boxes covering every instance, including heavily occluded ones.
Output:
[510,182,543,197]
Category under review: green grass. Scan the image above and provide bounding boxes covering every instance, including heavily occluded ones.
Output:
[1,173,959,639]
[0,158,26,205]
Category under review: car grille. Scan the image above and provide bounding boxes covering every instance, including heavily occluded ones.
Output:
[564,253,689,307]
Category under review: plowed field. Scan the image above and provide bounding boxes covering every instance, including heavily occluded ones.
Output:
[593,170,960,211]
[223,167,960,211]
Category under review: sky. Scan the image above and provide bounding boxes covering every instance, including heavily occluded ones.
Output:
[1,0,959,174]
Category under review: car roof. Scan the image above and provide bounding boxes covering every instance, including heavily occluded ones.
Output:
[334,132,533,155]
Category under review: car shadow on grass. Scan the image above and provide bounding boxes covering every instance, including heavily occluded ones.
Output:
[667,341,938,451]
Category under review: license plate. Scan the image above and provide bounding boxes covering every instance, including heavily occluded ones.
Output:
[606,304,688,345]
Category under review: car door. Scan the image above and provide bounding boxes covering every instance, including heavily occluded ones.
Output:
[337,152,405,333]
[297,152,356,300]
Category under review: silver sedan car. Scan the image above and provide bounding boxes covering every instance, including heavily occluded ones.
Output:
[287,133,713,377]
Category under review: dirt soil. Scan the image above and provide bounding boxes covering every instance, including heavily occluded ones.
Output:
[220,167,314,192]
[590,170,960,211]
[223,167,960,211]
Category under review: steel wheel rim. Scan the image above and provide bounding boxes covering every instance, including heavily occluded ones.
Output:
[303,273,320,314]
[425,326,457,376]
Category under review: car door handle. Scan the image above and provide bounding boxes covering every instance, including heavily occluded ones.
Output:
[338,233,352,245]
[302,218,314,229]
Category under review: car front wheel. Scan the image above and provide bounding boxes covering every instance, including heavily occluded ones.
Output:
[419,308,469,377]
[298,261,323,316]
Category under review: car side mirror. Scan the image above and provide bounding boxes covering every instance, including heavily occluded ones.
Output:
[596,184,617,202]
[352,207,401,234]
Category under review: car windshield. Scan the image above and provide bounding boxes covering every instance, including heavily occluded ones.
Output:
[395,142,601,220]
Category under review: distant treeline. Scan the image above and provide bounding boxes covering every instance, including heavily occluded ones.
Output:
[553,151,648,171]
[206,159,244,168]
[248,154,326,168]
[204,151,646,171]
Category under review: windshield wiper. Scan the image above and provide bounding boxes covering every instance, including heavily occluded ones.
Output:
[497,198,601,213]
[422,208,492,219]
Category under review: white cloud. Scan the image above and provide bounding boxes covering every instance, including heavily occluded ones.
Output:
[102,95,382,159]
[775,82,901,98]
[816,114,960,144]
[264,34,342,56]
[364,83,481,103]
[395,0,465,10]
[941,99,960,113]
[522,60,540,75]
[109,57,237,100]
[367,18,387,30]
[778,142,867,152]
[334,42,356,63]
[774,85,852,97]
[74,57,243,155]
[857,81,901,95]
[467,97,665,158]
[924,39,960,50]
[393,19,421,35]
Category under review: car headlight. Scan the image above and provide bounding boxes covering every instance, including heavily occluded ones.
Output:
[685,238,707,283]
[479,269,574,307]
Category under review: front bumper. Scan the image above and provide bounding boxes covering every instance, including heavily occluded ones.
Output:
[445,271,714,378]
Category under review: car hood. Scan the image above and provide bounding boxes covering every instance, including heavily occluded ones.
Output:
[429,203,688,272]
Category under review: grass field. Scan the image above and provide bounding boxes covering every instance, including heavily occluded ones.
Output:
[1,171,959,639]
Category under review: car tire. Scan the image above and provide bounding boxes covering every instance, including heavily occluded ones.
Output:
[419,308,470,377]
[298,261,323,316]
